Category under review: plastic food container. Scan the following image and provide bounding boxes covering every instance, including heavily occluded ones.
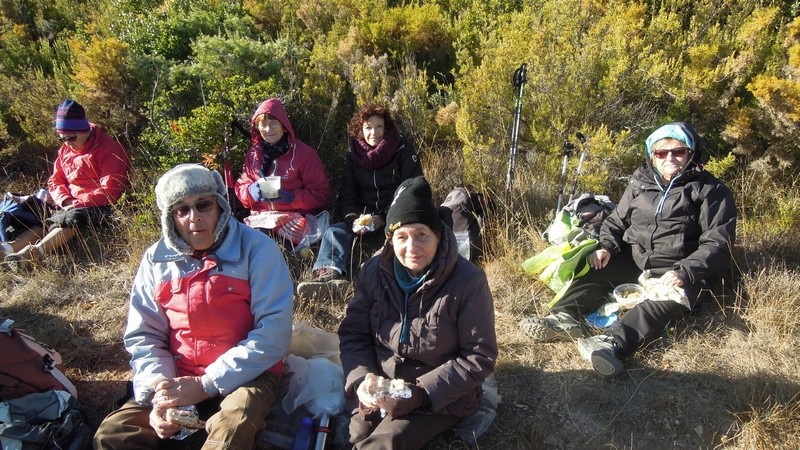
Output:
[613,283,646,309]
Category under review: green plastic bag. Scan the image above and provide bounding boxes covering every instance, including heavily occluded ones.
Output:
[522,239,599,308]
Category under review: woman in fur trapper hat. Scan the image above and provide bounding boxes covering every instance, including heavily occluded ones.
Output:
[95,164,294,449]
[520,122,738,379]
[339,176,498,448]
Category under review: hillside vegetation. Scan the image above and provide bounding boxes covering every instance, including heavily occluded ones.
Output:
[2,1,800,449]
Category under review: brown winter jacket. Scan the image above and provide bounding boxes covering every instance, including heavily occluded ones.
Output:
[339,227,498,418]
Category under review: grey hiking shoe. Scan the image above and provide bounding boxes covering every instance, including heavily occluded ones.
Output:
[310,267,341,283]
[296,279,351,301]
[3,244,43,273]
[577,334,625,377]
[519,312,583,342]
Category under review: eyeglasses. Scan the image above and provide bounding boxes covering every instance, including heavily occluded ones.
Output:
[58,135,79,142]
[653,147,691,159]
[171,198,216,218]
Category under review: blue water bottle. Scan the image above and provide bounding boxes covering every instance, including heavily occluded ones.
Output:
[291,417,315,450]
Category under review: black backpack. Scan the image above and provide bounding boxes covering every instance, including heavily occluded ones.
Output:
[439,187,489,262]
[543,193,615,245]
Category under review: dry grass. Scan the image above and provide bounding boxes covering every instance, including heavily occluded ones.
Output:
[2,168,799,450]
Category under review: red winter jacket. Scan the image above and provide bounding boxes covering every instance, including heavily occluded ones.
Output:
[234,99,330,215]
[47,125,131,208]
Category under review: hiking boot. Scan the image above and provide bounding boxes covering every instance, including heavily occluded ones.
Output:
[519,312,583,342]
[310,267,342,283]
[577,334,625,377]
[4,244,44,272]
[296,279,351,301]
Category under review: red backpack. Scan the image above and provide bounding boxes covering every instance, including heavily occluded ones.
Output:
[0,319,78,401]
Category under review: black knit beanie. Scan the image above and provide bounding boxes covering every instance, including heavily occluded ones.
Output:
[385,176,443,237]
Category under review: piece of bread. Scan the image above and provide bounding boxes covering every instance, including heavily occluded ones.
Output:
[354,214,373,227]
[166,408,206,429]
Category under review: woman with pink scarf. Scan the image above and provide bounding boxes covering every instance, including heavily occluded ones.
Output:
[297,103,422,301]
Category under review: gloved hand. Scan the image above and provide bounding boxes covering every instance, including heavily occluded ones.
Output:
[248,181,262,202]
[376,383,428,418]
[272,189,295,204]
[344,214,359,229]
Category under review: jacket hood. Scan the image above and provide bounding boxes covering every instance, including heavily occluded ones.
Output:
[644,122,703,178]
[250,99,296,145]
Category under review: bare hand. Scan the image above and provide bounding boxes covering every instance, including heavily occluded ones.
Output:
[152,376,209,409]
[355,374,379,408]
[588,249,611,270]
[149,402,181,439]
[659,270,684,287]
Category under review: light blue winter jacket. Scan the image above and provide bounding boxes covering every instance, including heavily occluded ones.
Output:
[124,218,293,403]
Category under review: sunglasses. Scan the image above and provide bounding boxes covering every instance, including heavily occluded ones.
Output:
[58,135,79,142]
[653,147,691,159]
[171,198,216,218]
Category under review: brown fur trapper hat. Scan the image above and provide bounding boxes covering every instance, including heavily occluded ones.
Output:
[155,164,231,254]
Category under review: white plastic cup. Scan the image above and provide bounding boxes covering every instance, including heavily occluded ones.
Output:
[259,176,281,199]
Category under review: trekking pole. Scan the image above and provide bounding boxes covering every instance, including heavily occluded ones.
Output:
[219,129,239,217]
[554,140,574,217]
[567,132,587,205]
[225,118,252,220]
[504,63,528,201]
[230,118,250,140]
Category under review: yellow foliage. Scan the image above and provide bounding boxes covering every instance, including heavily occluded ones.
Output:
[748,76,800,122]
[69,36,134,134]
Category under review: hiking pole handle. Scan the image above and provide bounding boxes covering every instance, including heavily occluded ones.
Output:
[513,63,528,88]
[230,119,250,139]
[505,63,528,200]
[567,144,587,205]
[555,141,574,215]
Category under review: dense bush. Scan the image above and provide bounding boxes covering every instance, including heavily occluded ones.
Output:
[1,0,798,198]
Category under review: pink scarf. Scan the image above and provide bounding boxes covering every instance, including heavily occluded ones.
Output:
[350,127,402,170]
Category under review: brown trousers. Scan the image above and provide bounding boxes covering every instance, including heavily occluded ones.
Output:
[349,409,461,450]
[93,372,279,450]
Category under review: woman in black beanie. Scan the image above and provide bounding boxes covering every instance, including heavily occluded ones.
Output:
[338,176,498,449]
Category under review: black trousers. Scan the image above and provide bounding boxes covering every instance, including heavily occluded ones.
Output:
[550,247,710,356]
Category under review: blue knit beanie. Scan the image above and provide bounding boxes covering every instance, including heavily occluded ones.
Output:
[55,99,90,133]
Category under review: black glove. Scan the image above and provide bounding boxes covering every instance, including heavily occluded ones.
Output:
[377,383,428,418]
[344,213,359,228]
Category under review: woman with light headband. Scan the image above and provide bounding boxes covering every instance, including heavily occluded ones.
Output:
[520,122,737,378]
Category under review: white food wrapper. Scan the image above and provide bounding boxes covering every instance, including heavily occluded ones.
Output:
[362,374,412,401]
[637,271,691,310]
[167,405,204,440]
[352,214,376,234]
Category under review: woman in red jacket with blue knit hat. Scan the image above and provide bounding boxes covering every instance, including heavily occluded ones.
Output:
[3,99,130,271]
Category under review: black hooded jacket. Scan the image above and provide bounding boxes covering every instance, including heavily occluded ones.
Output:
[338,134,422,221]
[599,133,737,285]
